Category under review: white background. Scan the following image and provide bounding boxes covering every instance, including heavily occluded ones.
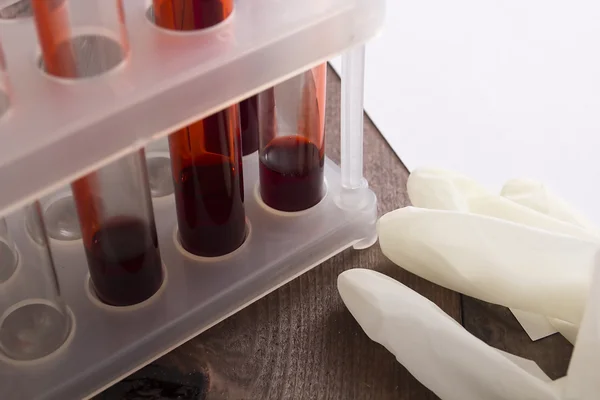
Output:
[331,0,600,226]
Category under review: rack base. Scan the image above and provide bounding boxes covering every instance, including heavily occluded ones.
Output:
[0,153,377,400]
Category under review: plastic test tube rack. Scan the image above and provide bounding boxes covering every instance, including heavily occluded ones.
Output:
[0,0,384,399]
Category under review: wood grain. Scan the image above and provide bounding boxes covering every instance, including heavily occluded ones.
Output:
[462,297,573,380]
[98,66,571,400]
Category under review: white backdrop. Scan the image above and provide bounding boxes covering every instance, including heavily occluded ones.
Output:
[331,0,600,226]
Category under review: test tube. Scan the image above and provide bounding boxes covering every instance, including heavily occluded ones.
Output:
[0,37,16,282]
[71,154,164,307]
[32,0,128,79]
[0,37,10,119]
[258,64,327,212]
[153,0,246,257]
[153,0,233,30]
[32,0,164,307]
[0,203,72,362]
[240,95,259,156]
[0,218,18,283]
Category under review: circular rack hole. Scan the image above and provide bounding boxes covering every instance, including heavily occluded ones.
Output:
[85,264,168,312]
[146,154,174,198]
[254,178,329,217]
[146,3,234,32]
[38,34,127,80]
[43,195,81,241]
[0,300,75,364]
[174,218,252,263]
[0,0,32,20]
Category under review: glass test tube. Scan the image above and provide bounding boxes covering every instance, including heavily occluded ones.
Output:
[70,155,164,307]
[0,36,10,119]
[153,0,234,30]
[258,64,328,212]
[0,218,18,283]
[240,95,259,156]
[0,204,72,362]
[153,0,246,257]
[32,0,128,79]
[32,0,164,307]
[0,34,17,282]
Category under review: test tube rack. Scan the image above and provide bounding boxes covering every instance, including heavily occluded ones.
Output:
[0,0,385,399]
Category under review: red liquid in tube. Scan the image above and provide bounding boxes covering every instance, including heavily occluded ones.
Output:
[240,95,259,156]
[154,0,246,257]
[174,153,246,256]
[169,107,246,257]
[33,0,164,307]
[153,0,233,30]
[85,217,163,307]
[259,66,327,212]
[71,162,165,307]
[260,136,324,212]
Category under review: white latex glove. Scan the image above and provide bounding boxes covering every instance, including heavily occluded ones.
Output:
[378,206,597,325]
[407,168,599,242]
[563,260,600,399]
[337,269,560,400]
[338,266,600,399]
[339,168,600,399]
[405,168,600,340]
[500,177,600,343]
[501,179,600,235]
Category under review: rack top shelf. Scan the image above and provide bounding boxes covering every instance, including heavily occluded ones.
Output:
[0,0,384,218]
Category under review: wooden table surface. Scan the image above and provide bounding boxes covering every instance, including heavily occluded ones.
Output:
[98,67,573,400]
